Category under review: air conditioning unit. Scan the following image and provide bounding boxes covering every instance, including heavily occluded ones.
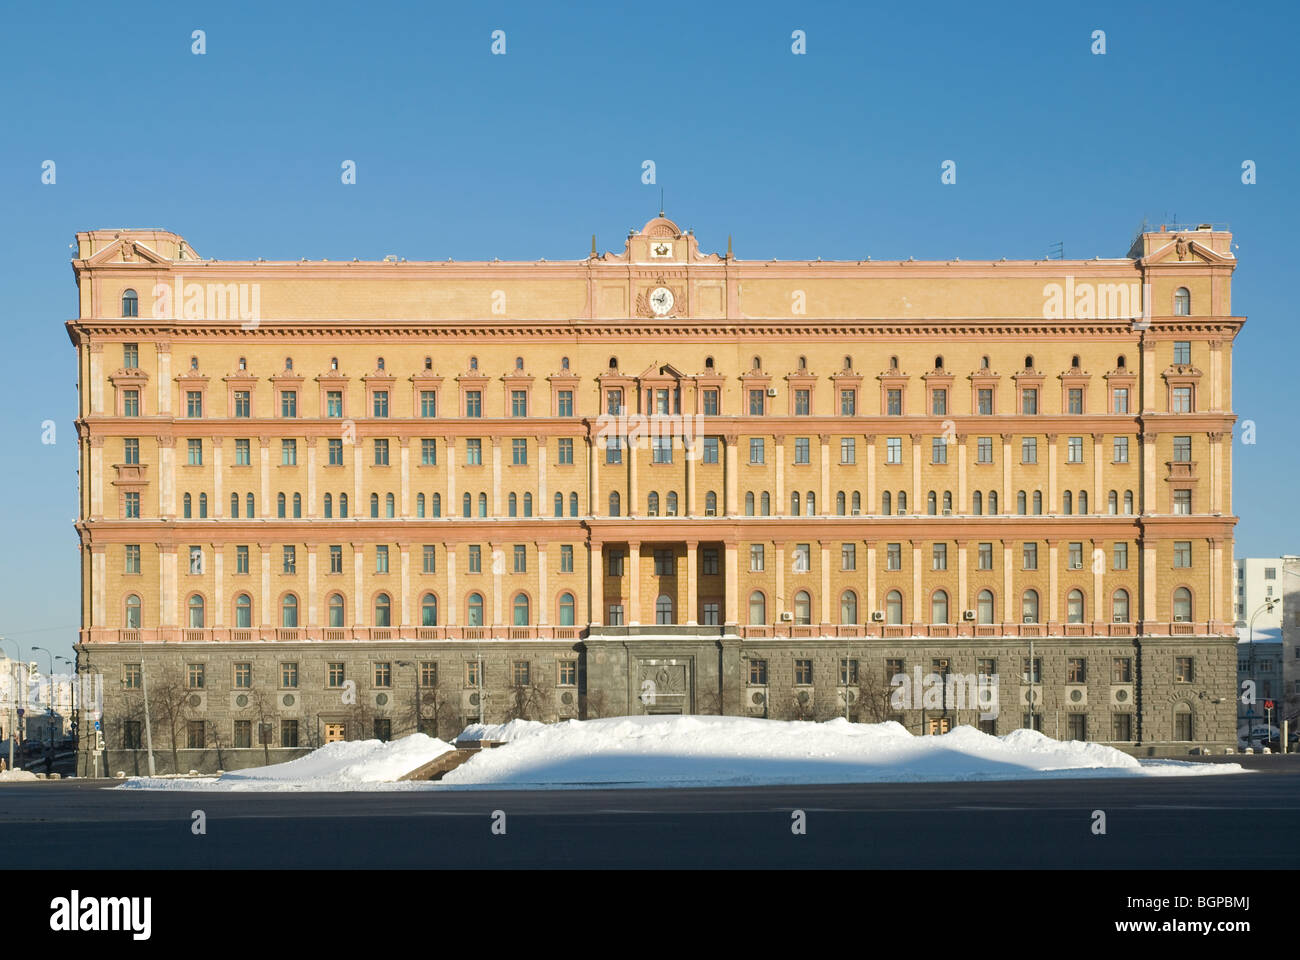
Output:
[1113,615,1126,623]
[942,508,952,516]
[780,611,794,622]
[1023,616,1035,624]
[851,509,861,516]
[871,610,885,622]
[1174,615,1187,622]
[766,387,778,397]
[897,508,906,515]
[962,609,976,621]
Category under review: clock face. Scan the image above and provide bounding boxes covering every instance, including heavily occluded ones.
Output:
[649,286,674,315]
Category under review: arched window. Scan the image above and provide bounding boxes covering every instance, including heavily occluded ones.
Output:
[462,493,472,518]
[843,355,852,370]
[554,492,564,517]
[1116,354,1127,371]
[1063,490,1073,515]
[609,491,621,516]
[705,356,714,369]
[121,289,138,317]
[183,493,192,518]
[125,594,142,629]
[744,491,755,516]
[882,491,892,515]
[927,491,937,515]
[1123,490,1134,515]
[281,594,299,628]
[666,491,678,516]
[1078,490,1088,514]
[470,356,478,370]
[278,493,287,518]
[934,355,945,370]
[656,594,674,625]
[199,493,208,518]
[851,492,861,513]
[376,356,385,371]
[285,357,293,371]
[561,356,570,370]
[328,593,345,628]
[1173,703,1194,740]
[508,493,518,517]
[370,493,379,518]
[1067,589,1084,624]
[235,594,252,629]
[478,493,487,517]
[1173,287,1191,316]
[1108,490,1118,515]
[897,491,907,513]
[1022,589,1039,624]
[931,589,949,624]
[886,590,903,625]
[751,356,761,370]
[569,492,578,517]
[1024,354,1034,369]
[748,591,766,624]
[836,491,846,516]
[806,491,815,516]
[988,490,998,514]
[1032,490,1042,515]
[705,491,718,516]
[421,593,438,627]
[972,490,983,515]
[293,493,302,518]
[977,589,994,625]
[385,493,395,518]
[647,491,659,516]
[323,493,332,518]
[790,491,800,515]
[840,590,858,624]
[329,357,338,371]
[245,492,256,518]
[798,355,807,370]
[432,493,441,517]
[374,593,392,627]
[793,590,812,625]
[1070,354,1080,370]
[760,492,770,516]
[338,493,346,518]
[608,356,618,370]
[514,356,524,371]
[1173,587,1193,621]
[416,493,425,518]
[512,593,530,626]
[187,594,205,628]
[942,491,952,513]
[231,492,241,518]
[1112,589,1130,623]
[1017,490,1027,515]
[558,592,575,626]
[424,356,432,370]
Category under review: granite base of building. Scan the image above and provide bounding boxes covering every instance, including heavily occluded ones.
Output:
[75,631,1238,775]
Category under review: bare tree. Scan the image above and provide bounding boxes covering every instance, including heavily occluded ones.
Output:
[855,664,897,723]
[244,687,280,765]
[147,668,193,774]
[582,688,610,721]
[504,681,551,722]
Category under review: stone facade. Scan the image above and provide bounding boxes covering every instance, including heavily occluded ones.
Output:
[69,216,1243,773]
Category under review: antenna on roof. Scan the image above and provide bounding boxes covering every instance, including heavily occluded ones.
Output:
[660,188,664,217]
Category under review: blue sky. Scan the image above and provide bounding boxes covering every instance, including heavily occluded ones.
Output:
[0,0,1295,661]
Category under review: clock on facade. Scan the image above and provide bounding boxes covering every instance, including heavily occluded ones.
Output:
[649,286,674,315]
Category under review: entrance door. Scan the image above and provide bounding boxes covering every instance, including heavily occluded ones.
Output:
[927,717,951,736]
[324,723,346,743]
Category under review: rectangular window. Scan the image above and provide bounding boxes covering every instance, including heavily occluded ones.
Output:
[1173,489,1192,515]
[510,390,527,418]
[1068,542,1083,569]
[329,546,342,574]
[281,662,299,688]
[1021,658,1042,684]
[558,437,574,464]
[233,662,252,689]
[513,661,531,686]
[702,548,719,576]
[370,391,388,418]
[187,721,205,749]
[233,391,250,418]
[468,545,482,573]
[1113,388,1129,414]
[551,390,573,418]
[1111,657,1132,683]
[978,542,993,570]
[512,437,528,466]
[187,663,206,689]
[123,343,139,368]
[886,389,902,416]
[794,389,810,415]
[1113,542,1128,570]
[1021,388,1038,415]
[840,390,856,416]
[932,437,947,464]
[1173,435,1192,462]
[749,437,764,464]
[1173,341,1191,365]
[1023,543,1038,570]
[1021,437,1037,464]
[466,438,482,465]
[374,662,392,688]
[841,543,856,571]
[1113,436,1128,463]
[701,389,718,416]
[605,389,623,415]
[281,439,297,466]
[513,544,527,573]
[977,388,993,415]
[123,664,142,689]
[275,390,295,419]
[327,662,345,688]
[187,438,203,466]
[189,545,203,575]
[235,545,250,574]
[324,390,342,418]
[931,389,947,416]
[1067,658,1086,684]
[652,436,672,464]
[560,544,574,573]
[793,543,811,572]
[283,545,296,574]
[1174,540,1192,568]
[794,437,810,464]
[750,544,765,572]
[605,434,623,465]
[1111,714,1132,742]
[375,544,389,574]
[419,438,437,466]
[932,543,947,570]
[654,549,674,577]
[886,437,902,464]
[123,389,140,417]
[235,438,251,466]
[417,390,436,418]
[125,543,141,574]
[886,542,901,571]
[466,391,482,417]
[703,437,719,464]
[422,544,436,574]
[557,660,577,686]
[123,491,141,518]
[1172,387,1193,413]
[607,550,624,576]
[840,437,855,464]
[748,389,764,416]
[280,719,299,748]
[186,391,203,418]
[794,659,813,685]
[1067,436,1083,463]
[606,604,624,626]
[1175,657,1194,683]
[1067,388,1083,414]
[373,438,389,466]
[840,659,859,685]
[748,659,768,685]
[977,437,993,463]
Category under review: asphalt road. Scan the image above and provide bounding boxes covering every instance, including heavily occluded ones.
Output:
[2,760,1297,869]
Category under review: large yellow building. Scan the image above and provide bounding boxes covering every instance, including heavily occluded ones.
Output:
[69,215,1242,771]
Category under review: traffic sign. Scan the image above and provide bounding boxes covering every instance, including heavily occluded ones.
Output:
[94,719,101,730]
[1266,700,1275,709]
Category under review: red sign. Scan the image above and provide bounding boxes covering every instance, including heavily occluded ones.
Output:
[1265,700,1275,709]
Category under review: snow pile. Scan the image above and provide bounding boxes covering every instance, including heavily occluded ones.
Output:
[118,733,455,791]
[0,768,39,782]
[439,715,1245,789]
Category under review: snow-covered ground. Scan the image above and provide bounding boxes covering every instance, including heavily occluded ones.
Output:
[117,733,455,791]
[0,768,40,782]
[115,716,1245,791]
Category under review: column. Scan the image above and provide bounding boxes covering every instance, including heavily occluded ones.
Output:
[538,455,548,518]
[400,543,411,626]
[1208,432,1223,513]
[956,435,968,513]
[910,434,923,514]
[537,543,549,626]
[774,437,785,512]
[353,545,365,626]
[1000,434,1013,514]
[89,436,104,518]
[774,542,786,620]
[1141,432,1158,514]
[865,435,877,513]
[588,431,600,518]
[158,436,176,518]
[159,544,178,627]
[491,437,502,516]
[444,437,456,513]
[1002,538,1014,623]
[308,548,319,625]
[685,439,697,516]
[628,541,641,625]
[90,544,106,627]
[1209,537,1222,626]
[911,541,922,623]
[1091,538,1104,623]
[628,437,639,517]
[1047,540,1059,622]
[1092,433,1104,513]
[819,541,831,624]
[260,543,273,627]
[1046,434,1058,513]
[399,438,411,517]
[157,342,171,415]
[819,434,831,516]
[89,341,104,415]
[724,435,738,516]
[589,541,603,625]
[686,540,698,625]
[490,541,503,626]
[260,437,272,518]
[213,549,224,626]
[724,541,739,624]
[212,439,224,517]
[1142,540,1157,622]
[865,541,877,616]
[956,540,968,616]
[445,546,458,626]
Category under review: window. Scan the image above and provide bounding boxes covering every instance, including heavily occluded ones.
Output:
[1021,388,1038,415]
[1111,714,1132,742]
[651,436,672,464]
[513,594,530,626]
[977,589,994,624]
[1112,388,1129,414]
[703,390,719,415]
[1067,436,1083,463]
[1111,589,1130,623]
[123,389,140,417]
[281,438,297,466]
[511,437,528,466]
[647,491,660,516]
[840,591,858,624]
[121,291,139,318]
[185,391,203,418]
[1068,542,1083,570]
[1021,590,1039,624]
[187,721,205,749]
[838,437,856,465]
[466,438,482,465]
[931,388,947,416]
[280,594,299,627]
[655,594,674,625]
[840,389,856,415]
[886,542,901,571]
[605,435,622,465]
[1172,435,1192,463]
[1174,289,1191,317]
[1022,543,1038,569]
[466,390,482,417]
[746,590,767,624]
[972,490,983,515]
[187,594,205,628]
[558,437,574,465]
[1175,656,1194,682]
[748,658,768,685]
[699,436,719,465]
[279,544,295,574]
[607,604,624,626]
[186,438,203,466]
[421,438,437,466]
[1067,590,1084,624]
[749,437,764,464]
[1110,542,1128,571]
[931,590,949,624]
[373,438,389,466]
[1174,541,1192,568]
[885,590,903,625]
[372,593,392,627]
[558,593,575,627]
[973,542,992,571]
[792,543,810,573]
[886,437,902,464]
[511,390,528,417]
[1172,386,1193,412]
[794,389,810,415]
[1110,435,1129,464]
[606,389,623,415]
[932,437,947,464]
[1021,437,1037,464]
[1173,489,1192,515]
[705,491,718,516]
[124,596,142,629]
[794,437,810,464]
[794,659,813,685]
[558,659,577,685]
[1067,388,1083,414]
[977,388,993,415]
[976,437,992,463]
[467,544,482,574]
[187,662,206,689]
[123,491,140,518]
[841,543,856,571]
[886,389,902,416]
[1123,490,1134,514]
[1173,587,1193,622]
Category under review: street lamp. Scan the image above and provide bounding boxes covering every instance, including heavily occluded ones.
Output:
[31,646,54,755]
[1246,599,1278,745]
[1,637,19,770]
[57,656,75,749]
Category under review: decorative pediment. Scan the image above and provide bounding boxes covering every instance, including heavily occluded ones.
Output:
[1141,235,1233,266]
[638,362,687,381]
[86,235,172,266]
